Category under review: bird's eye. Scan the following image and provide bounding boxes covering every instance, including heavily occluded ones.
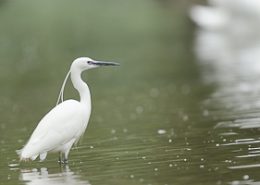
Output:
[87,61,92,64]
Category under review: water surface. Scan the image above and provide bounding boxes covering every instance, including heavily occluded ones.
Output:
[1,0,260,185]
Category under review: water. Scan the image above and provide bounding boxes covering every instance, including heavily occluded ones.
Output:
[1,0,260,185]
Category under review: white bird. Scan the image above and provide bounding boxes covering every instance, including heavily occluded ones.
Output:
[17,57,119,163]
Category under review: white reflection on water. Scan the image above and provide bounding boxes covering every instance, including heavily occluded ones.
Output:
[191,0,260,128]
[20,166,90,185]
[190,0,260,34]
[191,0,260,181]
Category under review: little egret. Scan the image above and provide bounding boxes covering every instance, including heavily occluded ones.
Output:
[17,57,119,163]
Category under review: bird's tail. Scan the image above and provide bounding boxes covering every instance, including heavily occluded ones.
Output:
[16,148,38,161]
[16,149,22,156]
[16,148,26,161]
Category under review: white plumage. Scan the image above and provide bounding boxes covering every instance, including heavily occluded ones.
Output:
[18,57,119,163]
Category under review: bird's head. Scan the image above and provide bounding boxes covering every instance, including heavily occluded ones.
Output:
[71,57,119,71]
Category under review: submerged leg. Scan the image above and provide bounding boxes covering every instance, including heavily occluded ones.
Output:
[63,139,75,164]
[58,152,63,163]
[58,152,69,164]
[63,158,68,164]
[63,149,70,164]
[58,139,75,164]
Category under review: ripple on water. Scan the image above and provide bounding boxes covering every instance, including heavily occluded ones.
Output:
[197,24,260,183]
[8,163,19,168]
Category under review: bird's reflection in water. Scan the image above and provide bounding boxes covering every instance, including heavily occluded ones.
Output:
[20,165,90,185]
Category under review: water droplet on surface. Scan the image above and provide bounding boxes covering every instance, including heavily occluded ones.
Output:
[168,139,172,143]
[111,129,116,134]
[90,146,94,149]
[169,164,173,167]
[136,106,144,114]
[203,110,209,116]
[157,129,166,135]
[150,88,159,97]
[182,115,189,121]
[154,168,158,171]
[243,175,249,180]
[224,160,232,163]
[112,136,118,140]
[200,165,204,168]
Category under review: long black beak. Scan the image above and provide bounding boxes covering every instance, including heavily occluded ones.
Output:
[92,61,120,66]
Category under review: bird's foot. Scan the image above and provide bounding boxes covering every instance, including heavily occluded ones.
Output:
[58,157,62,164]
[63,159,68,164]
[58,152,68,164]
[58,159,68,164]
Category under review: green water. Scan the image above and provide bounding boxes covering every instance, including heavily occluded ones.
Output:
[1,0,260,185]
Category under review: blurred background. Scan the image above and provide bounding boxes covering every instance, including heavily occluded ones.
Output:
[1,0,260,185]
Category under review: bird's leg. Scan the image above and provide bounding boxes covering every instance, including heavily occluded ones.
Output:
[58,152,68,164]
[58,152,63,163]
[63,150,69,164]
[63,158,68,164]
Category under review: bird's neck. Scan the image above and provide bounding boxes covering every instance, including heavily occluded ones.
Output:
[70,68,91,105]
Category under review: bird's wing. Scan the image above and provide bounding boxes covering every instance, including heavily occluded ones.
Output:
[21,99,88,158]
